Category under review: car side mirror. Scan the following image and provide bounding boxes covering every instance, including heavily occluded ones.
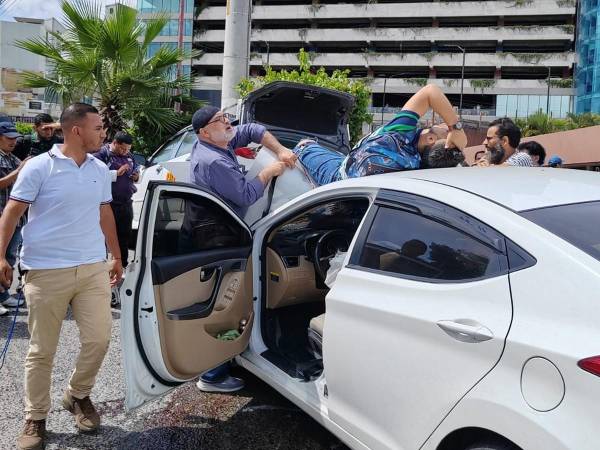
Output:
[132,152,148,167]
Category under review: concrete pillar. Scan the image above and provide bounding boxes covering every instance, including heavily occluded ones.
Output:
[432,18,439,27]
[494,67,502,79]
[429,67,437,78]
[221,0,252,113]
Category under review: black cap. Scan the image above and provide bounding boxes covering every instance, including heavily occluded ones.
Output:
[0,122,22,138]
[192,106,220,133]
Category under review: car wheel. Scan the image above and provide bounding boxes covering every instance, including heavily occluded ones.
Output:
[465,439,519,450]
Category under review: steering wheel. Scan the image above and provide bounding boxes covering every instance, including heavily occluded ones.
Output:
[313,230,351,280]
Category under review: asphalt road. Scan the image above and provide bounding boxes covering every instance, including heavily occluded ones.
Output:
[0,304,348,450]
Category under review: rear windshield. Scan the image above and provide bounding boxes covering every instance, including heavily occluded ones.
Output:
[522,201,600,262]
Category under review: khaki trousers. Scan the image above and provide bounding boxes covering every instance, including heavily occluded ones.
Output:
[23,261,112,421]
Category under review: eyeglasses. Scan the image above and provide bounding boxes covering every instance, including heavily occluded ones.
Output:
[206,112,235,126]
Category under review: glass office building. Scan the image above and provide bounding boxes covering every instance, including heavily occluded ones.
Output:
[137,0,193,77]
[576,0,600,113]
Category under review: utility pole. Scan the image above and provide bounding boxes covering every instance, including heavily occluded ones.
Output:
[221,0,252,114]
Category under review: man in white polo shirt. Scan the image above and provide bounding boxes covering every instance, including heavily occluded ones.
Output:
[0,103,122,450]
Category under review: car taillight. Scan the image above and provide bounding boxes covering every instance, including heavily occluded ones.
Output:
[578,356,600,377]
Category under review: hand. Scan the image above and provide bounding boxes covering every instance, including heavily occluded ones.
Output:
[0,257,13,290]
[41,122,61,131]
[475,157,490,167]
[446,129,467,150]
[267,161,288,177]
[277,148,297,168]
[117,164,129,176]
[108,259,123,287]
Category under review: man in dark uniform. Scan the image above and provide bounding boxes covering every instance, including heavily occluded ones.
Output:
[16,114,63,159]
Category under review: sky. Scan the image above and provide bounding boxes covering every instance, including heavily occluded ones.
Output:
[0,0,136,22]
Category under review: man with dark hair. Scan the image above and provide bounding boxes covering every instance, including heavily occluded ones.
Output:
[420,140,466,169]
[0,102,122,450]
[293,84,467,185]
[0,122,29,313]
[517,141,546,166]
[93,131,139,272]
[14,113,62,160]
[481,117,533,166]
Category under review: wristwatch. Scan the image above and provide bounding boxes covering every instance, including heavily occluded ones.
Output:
[448,121,463,131]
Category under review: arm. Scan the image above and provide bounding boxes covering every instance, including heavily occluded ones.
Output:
[99,204,123,286]
[402,84,467,149]
[0,158,30,189]
[260,131,297,168]
[0,200,29,288]
[208,159,286,209]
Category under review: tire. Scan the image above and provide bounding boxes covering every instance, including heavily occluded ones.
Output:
[465,439,519,450]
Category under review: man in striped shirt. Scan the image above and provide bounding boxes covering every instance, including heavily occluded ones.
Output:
[481,117,534,167]
[293,84,468,186]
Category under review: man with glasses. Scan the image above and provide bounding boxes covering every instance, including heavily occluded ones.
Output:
[188,105,296,393]
[189,105,296,218]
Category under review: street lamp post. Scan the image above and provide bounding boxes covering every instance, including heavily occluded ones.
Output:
[546,66,551,116]
[445,45,466,118]
[380,73,411,125]
[262,40,270,67]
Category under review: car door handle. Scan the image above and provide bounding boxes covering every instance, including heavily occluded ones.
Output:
[436,319,494,343]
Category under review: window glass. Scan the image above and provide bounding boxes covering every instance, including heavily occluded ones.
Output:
[153,192,250,257]
[150,134,182,164]
[358,207,504,281]
[176,131,196,157]
[522,201,600,262]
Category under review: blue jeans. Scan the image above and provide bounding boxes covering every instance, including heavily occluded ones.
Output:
[293,141,344,186]
[201,362,230,382]
[0,226,22,302]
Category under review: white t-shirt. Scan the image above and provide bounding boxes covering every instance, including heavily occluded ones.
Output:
[10,144,112,270]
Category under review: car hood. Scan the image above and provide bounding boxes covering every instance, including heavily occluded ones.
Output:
[240,81,355,154]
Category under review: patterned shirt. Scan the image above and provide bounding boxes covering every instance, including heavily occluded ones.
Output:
[506,151,534,167]
[340,110,422,178]
[0,150,26,227]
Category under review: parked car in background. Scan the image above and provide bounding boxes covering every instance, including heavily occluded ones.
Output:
[131,81,355,230]
[122,167,600,450]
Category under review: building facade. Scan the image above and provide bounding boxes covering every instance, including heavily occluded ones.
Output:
[0,17,64,119]
[576,0,600,113]
[141,0,577,119]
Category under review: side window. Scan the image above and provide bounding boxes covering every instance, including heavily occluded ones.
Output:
[175,131,196,158]
[149,134,183,165]
[357,207,505,282]
[152,192,251,257]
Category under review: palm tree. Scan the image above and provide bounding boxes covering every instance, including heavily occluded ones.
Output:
[16,0,200,143]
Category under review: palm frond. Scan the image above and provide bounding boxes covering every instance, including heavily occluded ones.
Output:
[141,14,170,49]
[60,0,103,48]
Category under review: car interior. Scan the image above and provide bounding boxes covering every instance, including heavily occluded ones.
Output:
[259,197,371,381]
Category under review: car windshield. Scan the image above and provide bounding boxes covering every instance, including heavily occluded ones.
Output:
[521,201,600,262]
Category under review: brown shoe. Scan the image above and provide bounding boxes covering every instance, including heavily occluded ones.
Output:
[62,391,100,432]
[17,419,46,450]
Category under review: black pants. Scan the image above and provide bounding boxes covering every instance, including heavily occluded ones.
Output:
[111,202,133,268]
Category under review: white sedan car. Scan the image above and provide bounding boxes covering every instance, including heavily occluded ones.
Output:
[121,167,600,450]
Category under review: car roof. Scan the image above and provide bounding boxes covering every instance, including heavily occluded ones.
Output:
[333,167,600,212]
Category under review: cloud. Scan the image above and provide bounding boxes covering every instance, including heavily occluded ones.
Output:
[0,0,137,22]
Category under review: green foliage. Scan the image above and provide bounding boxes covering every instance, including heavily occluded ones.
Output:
[548,78,573,88]
[469,79,496,92]
[16,0,203,154]
[405,78,428,87]
[514,110,600,137]
[15,122,34,136]
[237,49,372,145]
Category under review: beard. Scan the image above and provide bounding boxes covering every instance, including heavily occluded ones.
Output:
[222,127,236,142]
[486,143,505,165]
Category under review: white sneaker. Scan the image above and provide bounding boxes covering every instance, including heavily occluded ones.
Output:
[2,295,25,308]
[0,304,8,316]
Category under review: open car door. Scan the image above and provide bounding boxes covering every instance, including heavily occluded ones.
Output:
[121,181,254,410]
